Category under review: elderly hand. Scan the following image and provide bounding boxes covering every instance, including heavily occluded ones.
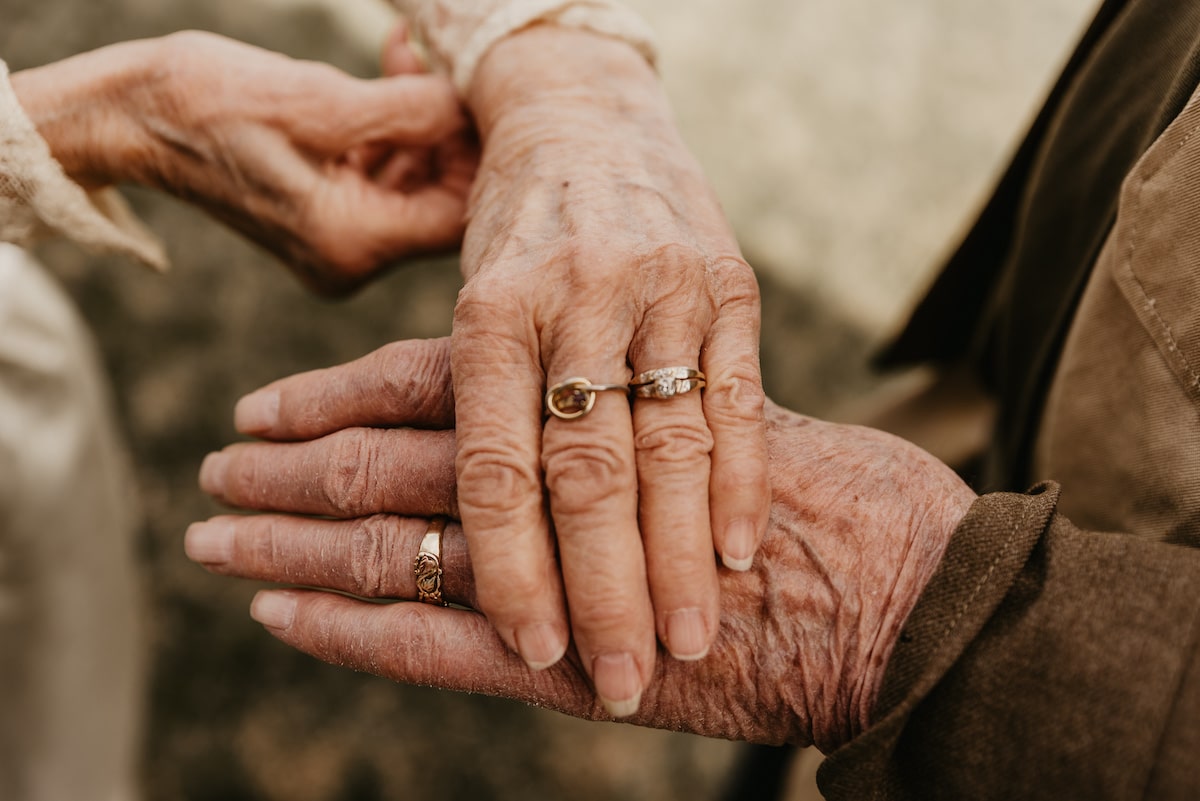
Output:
[10,28,476,293]
[192,338,975,746]
[239,22,763,715]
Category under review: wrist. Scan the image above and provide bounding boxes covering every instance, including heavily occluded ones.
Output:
[847,478,975,741]
[467,24,664,137]
[11,39,161,188]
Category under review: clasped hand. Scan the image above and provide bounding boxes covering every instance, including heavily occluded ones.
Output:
[189,338,975,749]
[12,26,476,293]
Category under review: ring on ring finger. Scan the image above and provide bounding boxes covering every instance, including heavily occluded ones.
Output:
[414,516,448,606]
[630,367,706,399]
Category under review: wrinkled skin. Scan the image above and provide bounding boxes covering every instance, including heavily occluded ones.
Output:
[421,25,769,713]
[14,20,764,714]
[191,338,976,749]
[11,26,476,293]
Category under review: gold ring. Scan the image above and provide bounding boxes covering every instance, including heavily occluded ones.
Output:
[630,367,707,399]
[545,377,630,420]
[414,516,448,606]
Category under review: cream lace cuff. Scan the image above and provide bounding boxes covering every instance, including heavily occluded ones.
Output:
[394,0,658,95]
[0,60,167,271]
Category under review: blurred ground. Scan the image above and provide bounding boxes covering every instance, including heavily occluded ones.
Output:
[1,0,1094,799]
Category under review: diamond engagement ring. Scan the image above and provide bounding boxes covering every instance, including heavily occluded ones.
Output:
[630,367,707,399]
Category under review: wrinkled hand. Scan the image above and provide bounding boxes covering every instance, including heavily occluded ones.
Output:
[11,27,476,293]
[393,24,766,714]
[193,338,975,746]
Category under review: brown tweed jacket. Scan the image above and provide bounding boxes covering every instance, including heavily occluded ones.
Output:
[821,1,1200,797]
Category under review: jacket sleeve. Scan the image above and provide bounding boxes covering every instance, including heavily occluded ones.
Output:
[818,483,1200,801]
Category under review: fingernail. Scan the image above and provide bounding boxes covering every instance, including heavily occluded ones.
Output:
[722,519,757,571]
[250,591,296,630]
[199,452,229,497]
[592,652,643,718]
[514,623,567,670]
[665,607,710,661]
[235,389,280,435]
[184,520,234,565]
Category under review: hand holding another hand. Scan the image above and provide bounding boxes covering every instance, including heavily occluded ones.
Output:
[410,25,771,713]
[11,26,476,292]
[191,338,975,748]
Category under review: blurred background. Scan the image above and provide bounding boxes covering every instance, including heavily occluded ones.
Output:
[1,0,1093,798]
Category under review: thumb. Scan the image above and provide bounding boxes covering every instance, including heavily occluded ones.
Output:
[381,19,426,77]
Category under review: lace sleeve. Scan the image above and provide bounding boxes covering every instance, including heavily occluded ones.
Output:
[0,60,166,271]
[392,0,658,94]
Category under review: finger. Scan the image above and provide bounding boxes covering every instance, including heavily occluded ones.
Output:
[286,134,477,291]
[700,259,770,569]
[199,428,457,518]
[291,175,469,292]
[235,338,453,440]
[343,141,395,175]
[372,149,432,191]
[627,285,720,661]
[337,176,470,256]
[305,74,466,153]
[450,282,570,675]
[381,19,426,77]
[539,312,657,718]
[247,589,598,719]
[186,513,477,608]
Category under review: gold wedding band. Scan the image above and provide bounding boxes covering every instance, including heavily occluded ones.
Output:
[545,377,631,420]
[414,516,448,606]
[630,367,707,399]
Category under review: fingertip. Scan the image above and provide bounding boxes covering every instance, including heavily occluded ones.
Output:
[184,519,234,566]
[592,652,644,718]
[234,388,280,436]
[251,590,297,631]
[199,451,229,498]
[381,19,423,77]
[664,607,712,661]
[513,622,569,670]
[720,518,759,571]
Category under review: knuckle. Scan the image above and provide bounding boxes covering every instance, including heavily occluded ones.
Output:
[711,255,761,304]
[452,282,534,358]
[375,340,453,420]
[320,431,379,515]
[222,451,264,505]
[542,438,633,515]
[635,417,714,467]
[476,569,549,618]
[454,275,521,328]
[456,445,540,518]
[705,365,767,427]
[240,517,282,571]
[642,245,715,305]
[346,515,399,597]
[569,595,645,633]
